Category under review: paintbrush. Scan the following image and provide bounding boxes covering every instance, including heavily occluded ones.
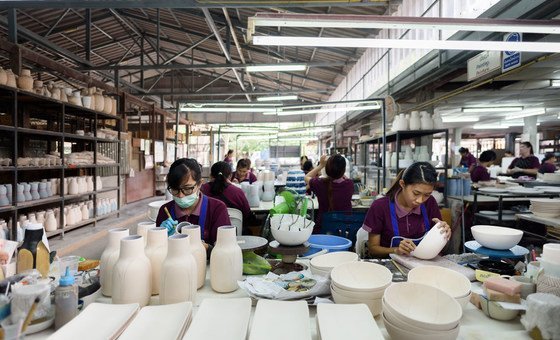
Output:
[164,206,173,220]
[21,296,40,333]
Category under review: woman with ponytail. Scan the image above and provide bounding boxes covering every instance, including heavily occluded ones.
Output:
[201,161,254,227]
[361,162,451,258]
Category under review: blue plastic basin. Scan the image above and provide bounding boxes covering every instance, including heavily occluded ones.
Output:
[304,234,352,256]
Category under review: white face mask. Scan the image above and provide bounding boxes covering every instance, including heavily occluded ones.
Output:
[173,191,198,208]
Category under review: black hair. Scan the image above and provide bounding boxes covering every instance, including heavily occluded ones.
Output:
[521,141,534,155]
[458,147,469,154]
[542,152,556,163]
[227,149,234,156]
[323,154,346,210]
[300,155,308,162]
[236,158,250,170]
[479,150,497,163]
[386,162,438,200]
[210,161,232,195]
[167,158,202,189]
[302,160,314,173]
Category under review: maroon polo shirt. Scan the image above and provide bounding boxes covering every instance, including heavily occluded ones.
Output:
[508,156,540,178]
[361,194,442,248]
[460,153,477,169]
[155,194,231,245]
[539,163,557,174]
[309,177,353,228]
[470,164,491,182]
[200,182,252,221]
[231,171,257,184]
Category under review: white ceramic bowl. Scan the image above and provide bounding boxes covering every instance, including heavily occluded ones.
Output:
[383,314,460,340]
[310,251,359,270]
[455,292,472,310]
[382,303,459,335]
[147,200,169,222]
[331,289,382,316]
[407,265,471,299]
[412,223,448,260]
[543,243,560,264]
[360,198,374,206]
[383,282,462,331]
[330,282,387,299]
[309,265,331,278]
[541,258,560,277]
[330,261,393,292]
[479,295,519,321]
[270,214,315,246]
[471,225,523,250]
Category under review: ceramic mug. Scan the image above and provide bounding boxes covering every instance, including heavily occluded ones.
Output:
[526,261,542,280]
[510,275,536,299]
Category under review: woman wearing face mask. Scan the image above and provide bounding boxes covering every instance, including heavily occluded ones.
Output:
[361,162,451,258]
[156,158,231,248]
[506,141,540,179]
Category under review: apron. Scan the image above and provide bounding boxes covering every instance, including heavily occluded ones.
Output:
[389,200,430,248]
[170,194,209,239]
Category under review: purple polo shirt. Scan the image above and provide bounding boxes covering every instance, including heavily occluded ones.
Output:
[470,164,491,182]
[539,163,557,174]
[460,153,477,169]
[309,177,353,228]
[200,182,252,220]
[508,156,540,178]
[155,194,231,245]
[231,171,257,184]
[224,156,232,164]
[361,194,441,248]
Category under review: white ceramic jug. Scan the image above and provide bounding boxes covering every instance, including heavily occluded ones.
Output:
[159,234,198,304]
[145,227,168,295]
[210,226,242,293]
[181,225,206,289]
[100,228,129,297]
[112,235,152,306]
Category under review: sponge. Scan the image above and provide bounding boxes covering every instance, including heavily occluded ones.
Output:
[483,286,521,303]
[483,276,521,296]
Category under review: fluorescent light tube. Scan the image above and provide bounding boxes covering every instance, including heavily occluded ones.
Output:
[252,36,560,53]
[237,134,278,140]
[246,64,307,72]
[505,109,545,120]
[551,80,560,87]
[441,116,480,123]
[462,106,523,113]
[472,124,509,129]
[277,104,381,116]
[181,107,277,113]
[257,95,298,102]
[278,127,333,136]
[277,137,316,142]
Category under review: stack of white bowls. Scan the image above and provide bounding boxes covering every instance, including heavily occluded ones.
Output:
[382,282,463,340]
[329,261,392,316]
[541,243,560,278]
[530,198,560,218]
[309,251,358,278]
[407,265,472,309]
[542,172,560,183]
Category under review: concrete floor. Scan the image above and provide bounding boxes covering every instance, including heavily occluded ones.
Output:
[48,196,165,259]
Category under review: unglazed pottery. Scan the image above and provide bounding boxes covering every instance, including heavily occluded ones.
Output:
[0,67,7,85]
[145,227,168,295]
[112,235,151,306]
[210,226,242,293]
[181,224,206,289]
[159,234,197,305]
[136,222,155,246]
[44,211,57,232]
[100,228,129,297]
[17,69,33,91]
[5,69,16,88]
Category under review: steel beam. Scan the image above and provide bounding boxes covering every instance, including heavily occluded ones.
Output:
[7,8,17,43]
[85,9,91,62]
[44,8,70,37]
[134,89,330,96]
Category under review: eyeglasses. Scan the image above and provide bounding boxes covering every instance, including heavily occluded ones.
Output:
[168,185,198,196]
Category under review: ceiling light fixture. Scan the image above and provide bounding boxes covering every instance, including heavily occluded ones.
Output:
[505,109,546,120]
[278,127,333,136]
[257,95,298,102]
[252,36,560,53]
[472,123,510,129]
[181,107,278,113]
[276,136,316,142]
[441,116,480,123]
[462,106,523,113]
[551,80,560,87]
[271,103,381,116]
[246,64,307,72]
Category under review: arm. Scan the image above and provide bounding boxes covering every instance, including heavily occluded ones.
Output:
[367,233,416,257]
[305,155,327,185]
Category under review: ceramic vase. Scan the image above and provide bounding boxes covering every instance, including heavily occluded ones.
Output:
[81,205,89,221]
[51,87,61,101]
[5,69,16,88]
[86,176,94,192]
[145,227,168,295]
[112,235,151,306]
[44,211,57,232]
[261,181,275,202]
[17,69,33,91]
[398,113,408,130]
[0,67,7,85]
[160,234,198,304]
[38,182,48,199]
[68,178,78,195]
[69,92,81,106]
[420,111,434,130]
[391,115,400,132]
[181,225,207,289]
[136,222,155,246]
[36,211,45,224]
[33,80,44,95]
[94,90,104,112]
[248,183,260,207]
[111,98,117,115]
[23,183,32,201]
[50,178,58,196]
[210,226,242,293]
[16,184,25,203]
[409,111,421,130]
[96,176,103,190]
[103,95,112,114]
[30,182,40,200]
[5,184,11,204]
[82,96,92,109]
[44,180,52,197]
[100,228,130,297]
[0,186,8,206]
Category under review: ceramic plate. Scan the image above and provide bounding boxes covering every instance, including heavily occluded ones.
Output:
[48,303,139,340]
[119,302,192,340]
[249,300,310,340]
[479,210,498,216]
[183,298,251,340]
[317,303,383,340]
[478,187,508,193]
[507,188,541,194]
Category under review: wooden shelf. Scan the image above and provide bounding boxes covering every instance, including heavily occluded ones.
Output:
[15,196,63,209]
[97,187,118,194]
[0,125,15,132]
[16,166,63,171]
[0,166,15,172]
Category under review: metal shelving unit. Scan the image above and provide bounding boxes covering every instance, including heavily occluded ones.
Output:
[0,84,122,240]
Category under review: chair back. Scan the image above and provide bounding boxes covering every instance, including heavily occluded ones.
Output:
[227,208,243,236]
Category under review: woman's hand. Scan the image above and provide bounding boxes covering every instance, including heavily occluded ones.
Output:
[396,239,416,256]
[433,218,451,240]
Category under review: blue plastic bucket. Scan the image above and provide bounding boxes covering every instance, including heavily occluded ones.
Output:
[304,234,352,256]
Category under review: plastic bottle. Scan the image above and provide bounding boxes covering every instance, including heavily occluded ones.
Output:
[54,267,78,329]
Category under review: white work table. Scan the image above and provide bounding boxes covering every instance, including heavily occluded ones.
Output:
[250,196,319,213]
[31,266,530,340]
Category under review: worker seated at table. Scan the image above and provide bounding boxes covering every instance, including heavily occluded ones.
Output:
[506,142,540,179]
[231,159,257,184]
[471,150,497,184]
[224,149,234,165]
[201,161,255,228]
[361,162,451,258]
[458,147,477,172]
[305,154,353,233]
[539,153,558,174]
[156,158,231,249]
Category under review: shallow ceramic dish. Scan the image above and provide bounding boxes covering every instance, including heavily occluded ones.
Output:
[309,265,331,278]
[471,225,523,250]
[310,251,358,270]
[317,304,384,340]
[382,314,460,340]
[118,302,192,340]
[479,295,519,321]
[186,298,252,340]
[249,300,310,340]
[330,261,392,292]
[411,223,448,260]
[383,282,462,331]
[478,187,508,193]
[479,210,498,216]
[147,200,168,222]
[330,282,386,299]
[407,265,471,298]
[382,303,458,335]
[330,289,382,316]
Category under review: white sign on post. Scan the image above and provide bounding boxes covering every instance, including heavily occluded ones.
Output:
[467,50,501,81]
[502,32,522,72]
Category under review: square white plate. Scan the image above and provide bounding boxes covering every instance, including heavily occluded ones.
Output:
[249,300,310,340]
[119,302,193,340]
[183,298,251,340]
[317,303,383,340]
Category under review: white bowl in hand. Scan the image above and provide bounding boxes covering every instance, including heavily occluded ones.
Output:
[412,222,448,260]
